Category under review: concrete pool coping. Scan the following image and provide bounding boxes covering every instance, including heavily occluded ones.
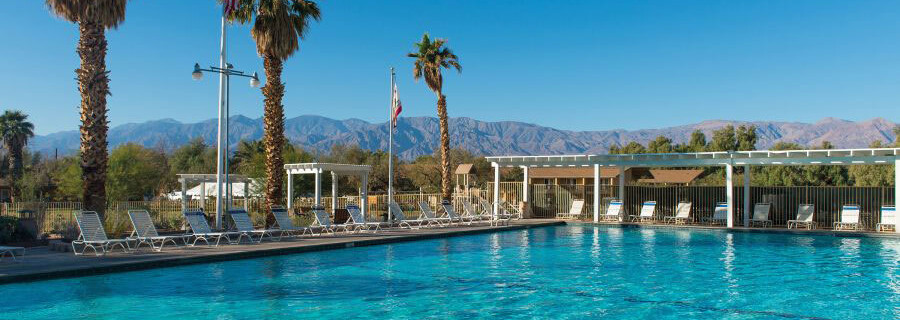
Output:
[583,221,900,239]
[0,220,563,285]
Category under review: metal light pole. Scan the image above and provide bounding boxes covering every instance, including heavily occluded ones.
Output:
[192,63,261,229]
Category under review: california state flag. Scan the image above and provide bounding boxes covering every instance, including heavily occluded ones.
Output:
[391,82,403,128]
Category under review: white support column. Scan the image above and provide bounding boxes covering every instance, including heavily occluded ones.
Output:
[331,172,338,212]
[361,174,369,217]
[286,172,293,212]
[522,166,529,203]
[492,163,500,219]
[593,164,600,223]
[743,165,751,227]
[180,179,188,212]
[314,169,322,207]
[725,163,734,228]
[243,181,250,211]
[618,166,626,222]
[200,182,206,212]
[895,158,899,233]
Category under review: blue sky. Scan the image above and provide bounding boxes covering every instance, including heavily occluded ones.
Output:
[3,1,900,135]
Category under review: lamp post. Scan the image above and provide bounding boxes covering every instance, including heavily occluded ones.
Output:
[192,63,261,229]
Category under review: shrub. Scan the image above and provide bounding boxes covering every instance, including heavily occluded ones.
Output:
[0,216,35,244]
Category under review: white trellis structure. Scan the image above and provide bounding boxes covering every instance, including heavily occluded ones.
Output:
[284,163,372,216]
[487,147,900,233]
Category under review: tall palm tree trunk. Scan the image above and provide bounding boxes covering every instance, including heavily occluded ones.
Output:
[437,94,451,201]
[77,21,110,214]
[262,54,286,213]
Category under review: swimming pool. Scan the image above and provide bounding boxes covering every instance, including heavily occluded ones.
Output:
[1,225,898,319]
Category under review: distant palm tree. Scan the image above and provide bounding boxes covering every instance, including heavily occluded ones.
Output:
[46,0,128,214]
[229,0,321,211]
[407,33,462,201]
[0,110,35,201]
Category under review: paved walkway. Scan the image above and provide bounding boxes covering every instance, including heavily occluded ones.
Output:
[0,220,562,284]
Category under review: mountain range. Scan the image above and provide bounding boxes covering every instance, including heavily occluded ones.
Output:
[30,116,897,160]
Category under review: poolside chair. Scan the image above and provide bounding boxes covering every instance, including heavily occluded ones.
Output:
[629,201,657,223]
[442,201,475,225]
[501,201,523,220]
[664,202,692,225]
[346,204,382,232]
[269,205,309,237]
[418,201,453,227]
[479,198,510,226]
[702,202,728,225]
[0,246,24,262]
[833,204,862,231]
[127,209,185,252]
[749,203,773,228]
[183,209,239,246]
[602,200,623,221]
[787,204,816,230]
[72,210,132,256]
[388,202,424,229]
[228,209,277,242]
[311,205,352,234]
[556,200,585,220]
[463,201,492,222]
[875,205,896,232]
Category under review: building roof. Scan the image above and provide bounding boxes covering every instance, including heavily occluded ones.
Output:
[639,169,705,184]
[455,163,474,175]
[529,167,621,179]
[284,163,372,175]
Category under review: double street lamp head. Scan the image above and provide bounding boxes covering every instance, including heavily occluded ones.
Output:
[191,63,261,88]
[191,63,203,80]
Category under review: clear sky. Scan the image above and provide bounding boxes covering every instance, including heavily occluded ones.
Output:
[2,1,900,135]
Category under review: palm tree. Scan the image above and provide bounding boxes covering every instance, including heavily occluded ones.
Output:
[407,33,462,201]
[228,0,321,211]
[0,110,35,201]
[46,0,128,214]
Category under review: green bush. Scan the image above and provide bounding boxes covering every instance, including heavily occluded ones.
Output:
[0,216,35,244]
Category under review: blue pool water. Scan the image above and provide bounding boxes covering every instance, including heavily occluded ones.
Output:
[2,225,899,319]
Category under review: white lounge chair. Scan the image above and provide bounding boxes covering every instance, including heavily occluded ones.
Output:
[388,202,425,229]
[443,201,478,225]
[72,210,132,256]
[0,246,24,262]
[346,204,382,232]
[749,203,773,227]
[501,201,523,220]
[270,206,309,237]
[556,200,585,220]
[418,201,453,227]
[229,209,277,242]
[629,201,657,223]
[833,204,862,231]
[183,210,239,246]
[664,202,692,225]
[311,206,352,234]
[463,201,492,222]
[702,202,728,225]
[479,198,510,226]
[787,204,816,230]
[602,200,623,221]
[127,209,185,252]
[875,205,896,232]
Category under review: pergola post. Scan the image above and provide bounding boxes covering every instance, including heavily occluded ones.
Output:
[200,182,206,212]
[180,179,188,213]
[492,163,500,219]
[522,166,529,203]
[618,166,626,222]
[243,181,249,211]
[895,158,899,234]
[314,169,322,207]
[360,173,369,217]
[286,171,293,212]
[331,172,338,212]
[725,163,734,228]
[593,164,600,223]
[743,165,751,227]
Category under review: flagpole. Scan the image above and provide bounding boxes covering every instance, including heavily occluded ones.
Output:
[388,67,395,222]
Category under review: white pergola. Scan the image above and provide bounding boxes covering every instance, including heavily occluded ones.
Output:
[284,163,372,216]
[177,174,253,229]
[487,147,900,233]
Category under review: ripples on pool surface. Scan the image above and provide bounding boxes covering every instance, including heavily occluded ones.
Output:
[2,225,898,319]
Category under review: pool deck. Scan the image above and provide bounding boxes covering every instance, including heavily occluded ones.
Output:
[0,220,563,285]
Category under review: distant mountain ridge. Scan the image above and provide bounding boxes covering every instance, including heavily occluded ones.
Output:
[30,116,897,160]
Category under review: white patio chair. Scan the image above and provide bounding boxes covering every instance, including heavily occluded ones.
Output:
[875,205,896,232]
[749,203,773,228]
[629,201,657,223]
[418,201,453,227]
[702,202,728,225]
[787,204,816,230]
[556,200,585,220]
[228,209,277,242]
[72,210,132,256]
[182,210,239,246]
[311,206,352,234]
[602,200,623,221]
[388,202,424,229]
[346,204,382,232]
[0,246,24,262]
[664,201,692,225]
[833,204,861,231]
[479,198,510,226]
[269,205,310,237]
[127,209,185,252]
[442,201,475,225]
[463,201,492,223]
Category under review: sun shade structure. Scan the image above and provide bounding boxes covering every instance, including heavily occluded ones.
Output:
[487,147,900,233]
[177,174,253,229]
[284,163,373,216]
